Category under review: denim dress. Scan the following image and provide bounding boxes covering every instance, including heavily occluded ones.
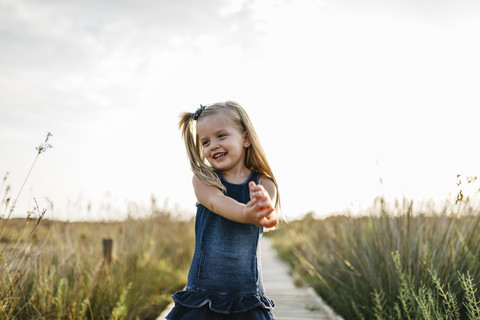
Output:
[167,171,276,320]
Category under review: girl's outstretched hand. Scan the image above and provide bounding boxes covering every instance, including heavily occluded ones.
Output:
[244,181,278,228]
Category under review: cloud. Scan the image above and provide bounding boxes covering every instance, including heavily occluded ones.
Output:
[0,0,258,119]
[1,0,480,219]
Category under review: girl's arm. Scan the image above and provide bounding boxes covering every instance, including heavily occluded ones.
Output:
[192,175,277,228]
[259,175,278,225]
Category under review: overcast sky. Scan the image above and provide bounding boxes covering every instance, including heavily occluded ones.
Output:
[1,0,479,221]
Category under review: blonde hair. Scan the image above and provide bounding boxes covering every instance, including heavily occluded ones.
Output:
[179,101,281,212]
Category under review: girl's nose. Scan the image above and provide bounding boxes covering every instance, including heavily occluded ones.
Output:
[210,139,220,150]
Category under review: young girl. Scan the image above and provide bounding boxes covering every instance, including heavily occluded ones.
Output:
[166,101,280,320]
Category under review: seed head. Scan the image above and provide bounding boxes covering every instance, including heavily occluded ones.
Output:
[36,132,53,154]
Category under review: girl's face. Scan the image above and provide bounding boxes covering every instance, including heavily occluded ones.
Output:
[196,112,250,176]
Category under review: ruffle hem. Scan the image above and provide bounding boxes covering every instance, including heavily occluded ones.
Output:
[171,290,275,314]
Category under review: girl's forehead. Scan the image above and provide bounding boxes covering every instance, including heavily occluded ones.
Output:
[196,113,235,132]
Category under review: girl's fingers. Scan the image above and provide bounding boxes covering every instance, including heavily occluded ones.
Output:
[249,181,257,193]
[261,218,278,228]
[252,191,268,200]
[245,198,255,208]
[256,204,273,219]
[249,182,265,201]
[250,183,272,208]
[250,182,266,194]
[249,181,276,227]
[253,206,276,227]
[259,212,278,228]
[253,197,271,209]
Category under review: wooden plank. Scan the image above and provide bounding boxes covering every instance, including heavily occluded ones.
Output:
[261,237,343,320]
[157,301,175,320]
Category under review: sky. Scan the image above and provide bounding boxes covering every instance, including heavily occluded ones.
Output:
[1,0,479,221]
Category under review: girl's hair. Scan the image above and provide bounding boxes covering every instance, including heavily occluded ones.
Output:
[179,101,281,212]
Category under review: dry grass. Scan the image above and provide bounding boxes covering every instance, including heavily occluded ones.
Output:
[0,133,195,319]
[270,196,480,319]
[0,213,194,319]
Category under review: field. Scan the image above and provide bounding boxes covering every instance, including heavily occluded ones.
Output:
[270,197,480,320]
[0,212,194,319]
[1,135,196,319]
[2,198,480,319]
[2,138,479,319]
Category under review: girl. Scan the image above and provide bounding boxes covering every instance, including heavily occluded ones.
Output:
[166,101,280,320]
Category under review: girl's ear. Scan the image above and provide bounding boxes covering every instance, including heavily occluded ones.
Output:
[243,131,251,148]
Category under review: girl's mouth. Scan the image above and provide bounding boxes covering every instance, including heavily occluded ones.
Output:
[213,152,227,159]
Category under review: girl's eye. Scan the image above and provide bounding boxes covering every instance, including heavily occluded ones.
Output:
[218,134,226,139]
[202,140,209,147]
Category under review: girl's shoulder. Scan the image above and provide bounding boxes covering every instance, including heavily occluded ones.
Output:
[258,174,277,197]
[258,174,274,186]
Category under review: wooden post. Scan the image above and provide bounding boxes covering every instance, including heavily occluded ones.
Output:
[103,238,113,264]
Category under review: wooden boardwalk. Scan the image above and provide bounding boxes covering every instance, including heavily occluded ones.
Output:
[157,237,342,320]
[262,237,342,320]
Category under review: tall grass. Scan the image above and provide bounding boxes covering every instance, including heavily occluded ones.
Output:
[1,213,194,319]
[1,134,194,319]
[270,197,480,319]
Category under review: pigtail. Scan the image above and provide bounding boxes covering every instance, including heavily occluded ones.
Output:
[178,112,225,192]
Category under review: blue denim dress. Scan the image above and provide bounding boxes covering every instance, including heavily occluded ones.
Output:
[167,171,275,320]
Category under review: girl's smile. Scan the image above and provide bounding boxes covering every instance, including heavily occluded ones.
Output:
[213,152,227,160]
[196,113,250,178]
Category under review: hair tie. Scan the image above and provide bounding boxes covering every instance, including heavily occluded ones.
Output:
[192,104,206,121]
